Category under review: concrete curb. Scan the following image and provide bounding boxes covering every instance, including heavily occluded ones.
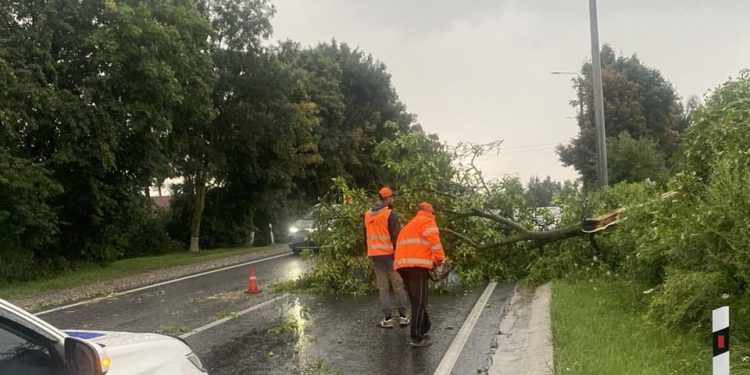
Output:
[488,282,554,375]
[526,283,554,374]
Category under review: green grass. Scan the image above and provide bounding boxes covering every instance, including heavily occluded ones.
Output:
[0,246,277,301]
[551,280,710,375]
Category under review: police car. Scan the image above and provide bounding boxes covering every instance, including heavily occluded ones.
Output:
[0,298,207,374]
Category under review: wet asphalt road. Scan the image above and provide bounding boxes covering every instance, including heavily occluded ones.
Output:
[38,251,514,374]
[40,251,306,334]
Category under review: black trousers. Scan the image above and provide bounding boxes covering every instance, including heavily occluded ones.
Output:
[398,267,431,342]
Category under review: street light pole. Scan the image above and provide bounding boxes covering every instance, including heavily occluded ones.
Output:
[589,0,608,186]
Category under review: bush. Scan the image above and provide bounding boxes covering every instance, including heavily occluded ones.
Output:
[122,211,180,257]
[0,247,39,283]
[646,270,728,329]
[0,152,61,282]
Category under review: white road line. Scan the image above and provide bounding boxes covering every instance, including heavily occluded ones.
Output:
[434,281,498,375]
[180,294,289,339]
[36,252,292,316]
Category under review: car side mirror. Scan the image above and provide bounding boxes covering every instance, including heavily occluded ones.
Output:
[64,337,110,375]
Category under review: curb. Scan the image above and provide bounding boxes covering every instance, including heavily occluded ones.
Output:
[488,282,554,375]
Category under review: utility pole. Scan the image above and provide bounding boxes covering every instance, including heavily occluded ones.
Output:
[589,0,608,186]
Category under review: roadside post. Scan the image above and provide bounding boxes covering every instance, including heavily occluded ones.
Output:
[269,223,275,245]
[713,306,729,375]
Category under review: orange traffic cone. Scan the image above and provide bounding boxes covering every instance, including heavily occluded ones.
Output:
[244,266,262,294]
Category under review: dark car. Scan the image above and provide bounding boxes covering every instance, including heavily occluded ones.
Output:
[288,205,319,255]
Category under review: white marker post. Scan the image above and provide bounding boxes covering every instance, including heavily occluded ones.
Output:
[713,306,729,375]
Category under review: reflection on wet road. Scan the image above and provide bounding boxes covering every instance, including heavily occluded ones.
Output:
[187,284,513,375]
[38,251,514,374]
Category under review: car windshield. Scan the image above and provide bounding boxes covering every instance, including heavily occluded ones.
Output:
[302,204,323,220]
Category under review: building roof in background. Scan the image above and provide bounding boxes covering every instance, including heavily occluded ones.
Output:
[151,196,171,210]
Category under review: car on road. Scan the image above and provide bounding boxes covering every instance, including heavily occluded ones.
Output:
[0,298,208,375]
[288,205,320,255]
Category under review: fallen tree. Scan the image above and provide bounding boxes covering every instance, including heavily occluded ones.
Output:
[442,190,679,251]
[277,134,649,295]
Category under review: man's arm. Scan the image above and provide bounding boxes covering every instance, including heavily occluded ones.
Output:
[388,211,400,249]
[363,218,368,254]
[421,218,446,263]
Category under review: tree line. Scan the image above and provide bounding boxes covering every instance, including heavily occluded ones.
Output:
[0,0,725,290]
[0,0,416,282]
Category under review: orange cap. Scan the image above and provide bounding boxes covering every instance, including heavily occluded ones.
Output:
[379,187,394,198]
[419,202,433,213]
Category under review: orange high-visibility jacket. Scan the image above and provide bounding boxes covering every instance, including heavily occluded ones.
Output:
[394,210,446,270]
[364,208,395,256]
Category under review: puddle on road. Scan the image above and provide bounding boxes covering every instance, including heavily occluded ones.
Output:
[275,261,308,284]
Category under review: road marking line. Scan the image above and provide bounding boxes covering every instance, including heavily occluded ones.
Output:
[180,294,289,339]
[433,281,498,375]
[36,252,292,316]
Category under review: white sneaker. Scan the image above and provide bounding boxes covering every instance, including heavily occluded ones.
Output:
[378,318,394,328]
[399,316,410,326]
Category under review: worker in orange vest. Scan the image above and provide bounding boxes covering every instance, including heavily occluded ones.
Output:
[364,187,410,328]
[394,202,446,347]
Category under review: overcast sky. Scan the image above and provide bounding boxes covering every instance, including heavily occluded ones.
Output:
[269,0,750,183]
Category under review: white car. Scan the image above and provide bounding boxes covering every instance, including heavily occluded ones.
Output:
[0,298,207,374]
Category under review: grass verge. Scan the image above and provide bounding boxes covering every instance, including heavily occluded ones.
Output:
[0,245,277,301]
[551,280,709,374]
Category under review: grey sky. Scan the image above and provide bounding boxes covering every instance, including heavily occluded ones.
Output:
[270,0,750,182]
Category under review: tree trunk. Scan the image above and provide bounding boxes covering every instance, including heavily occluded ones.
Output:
[444,208,614,250]
[189,172,206,252]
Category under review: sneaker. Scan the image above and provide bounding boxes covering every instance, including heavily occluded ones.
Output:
[399,316,410,326]
[409,338,432,348]
[377,318,394,328]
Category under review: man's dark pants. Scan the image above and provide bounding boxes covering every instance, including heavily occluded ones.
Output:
[398,267,431,342]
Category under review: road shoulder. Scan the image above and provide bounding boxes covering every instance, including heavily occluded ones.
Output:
[489,282,554,375]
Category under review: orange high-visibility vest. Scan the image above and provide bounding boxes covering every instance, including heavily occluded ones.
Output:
[364,208,394,256]
[394,210,446,270]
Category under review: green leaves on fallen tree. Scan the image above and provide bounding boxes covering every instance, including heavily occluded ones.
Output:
[288,133,584,294]
[674,69,750,184]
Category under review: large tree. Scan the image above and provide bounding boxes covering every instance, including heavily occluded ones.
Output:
[558,45,684,187]
[190,49,320,248]
[280,41,416,199]
[170,0,323,250]
[171,0,275,251]
[0,0,215,262]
